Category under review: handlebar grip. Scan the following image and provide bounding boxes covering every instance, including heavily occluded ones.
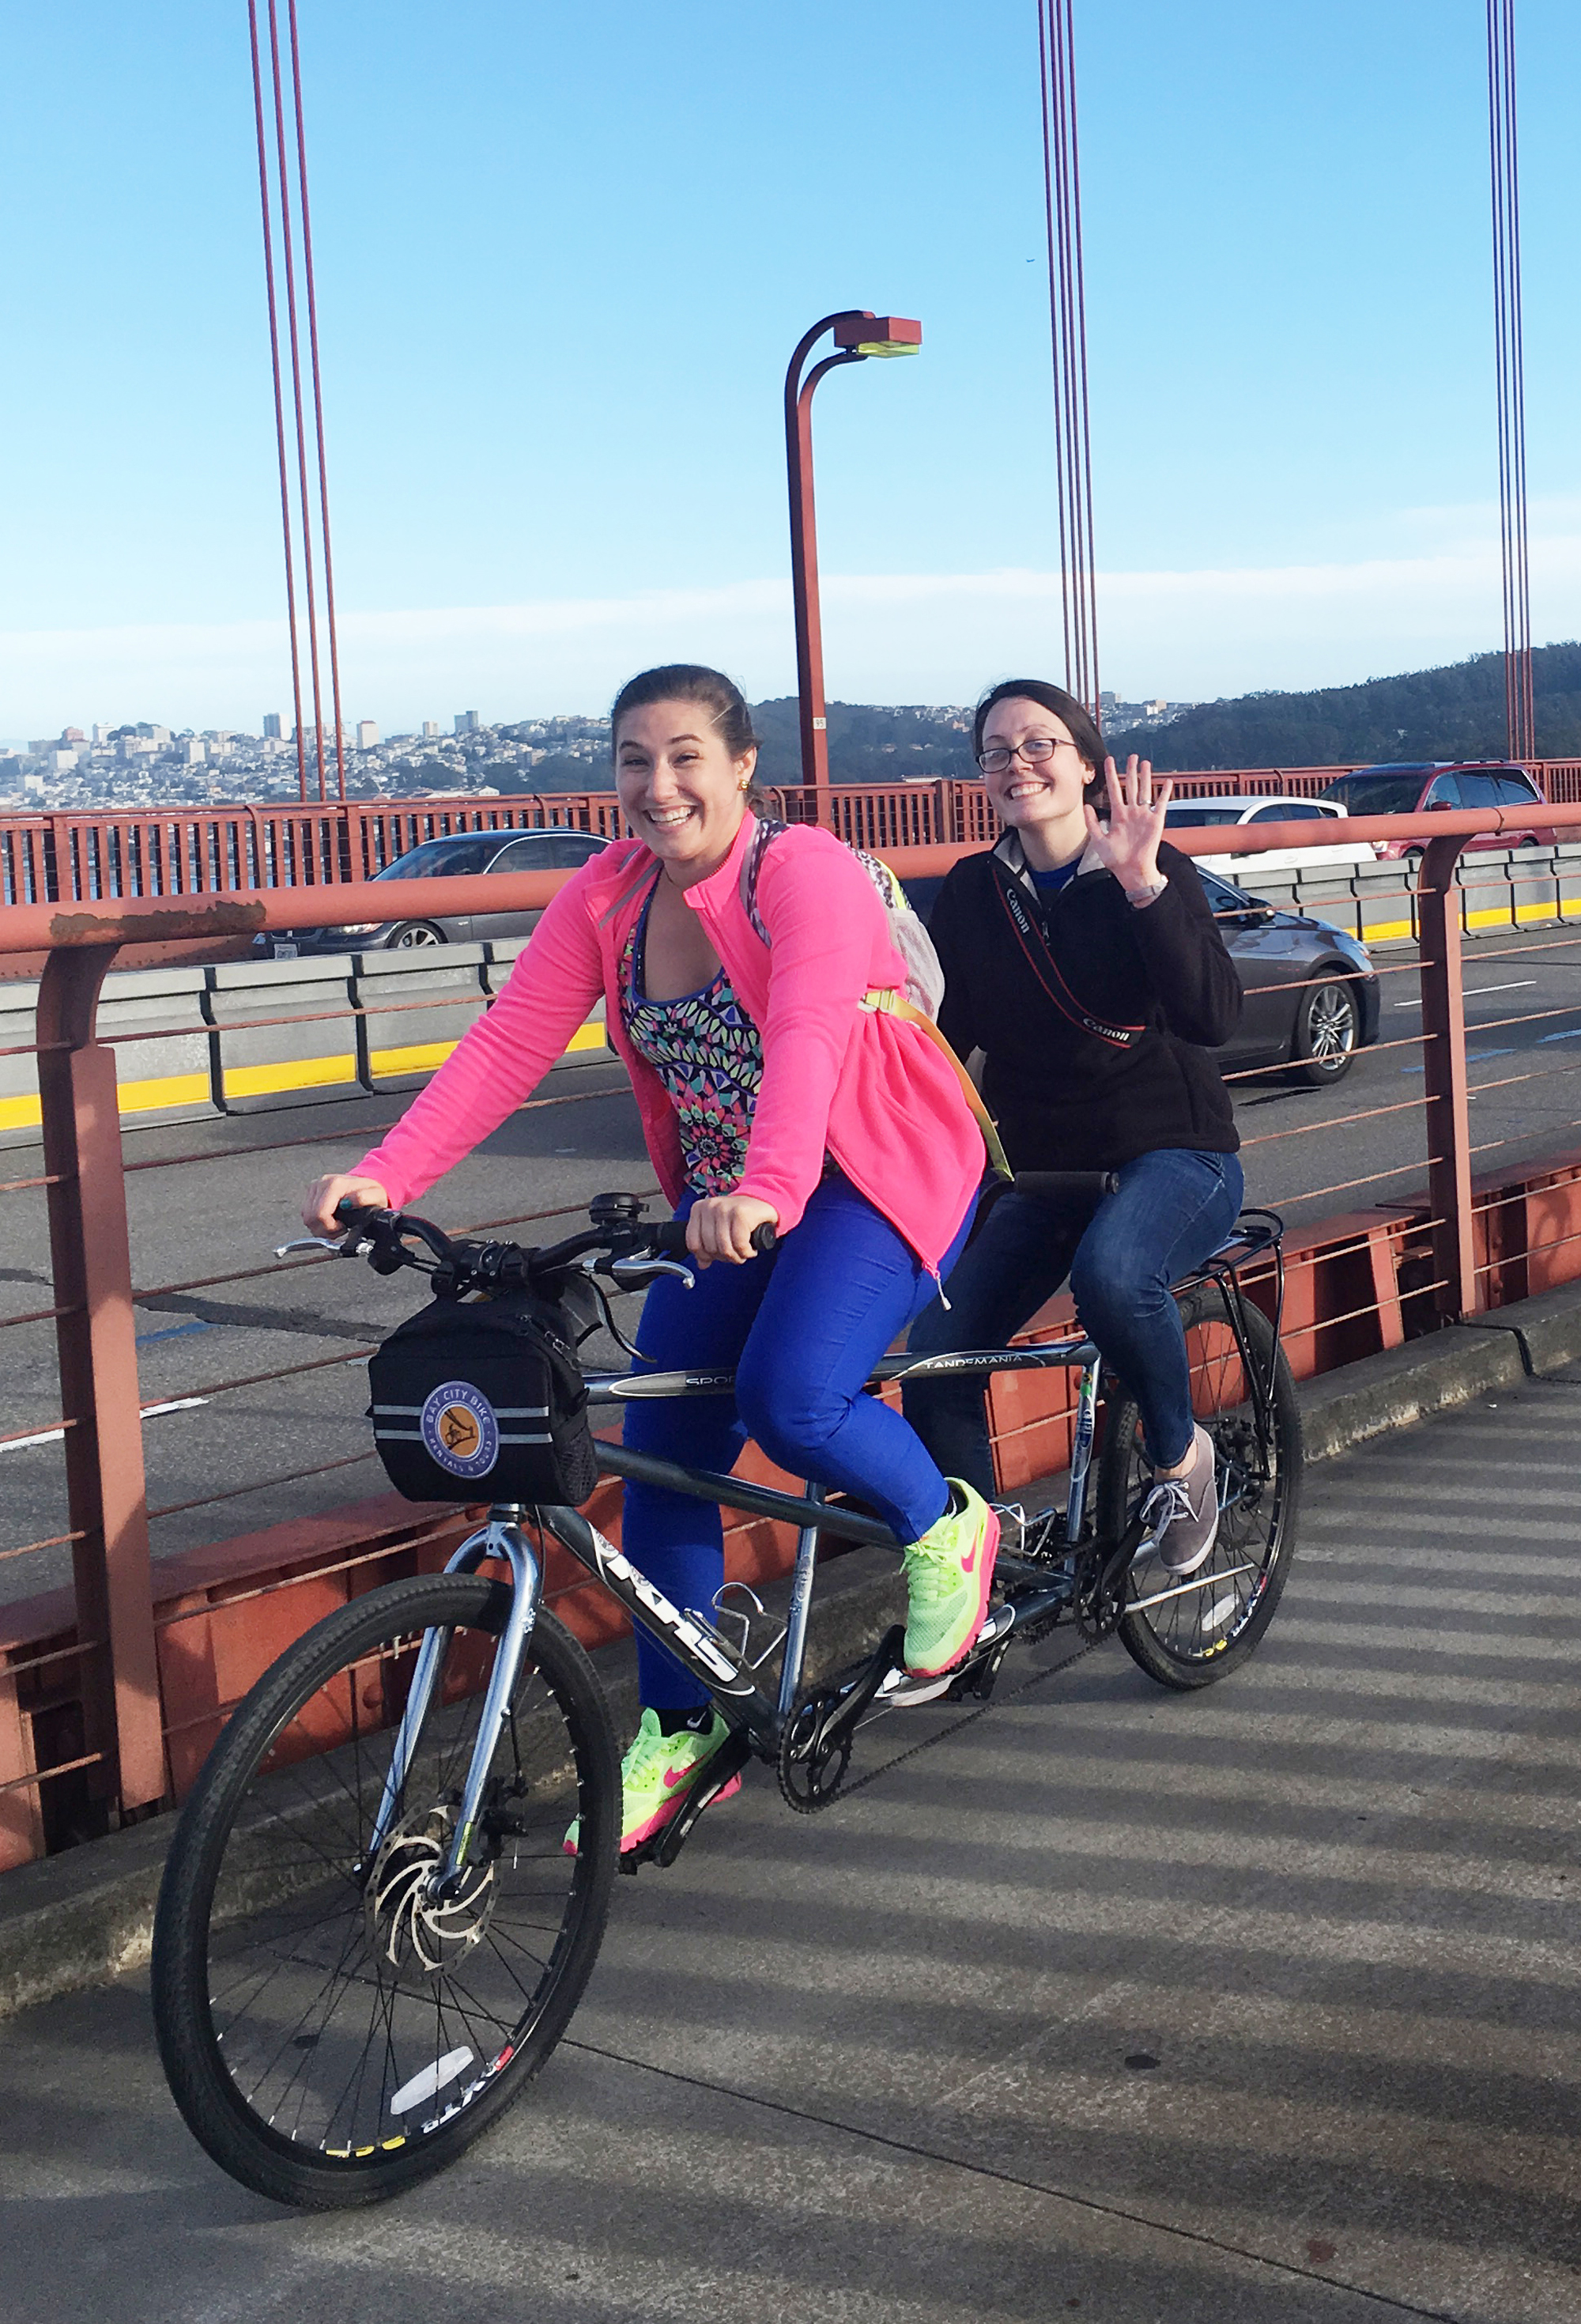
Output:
[1013,1170,1119,1204]
[334,1196,380,1228]
[643,1219,779,1260]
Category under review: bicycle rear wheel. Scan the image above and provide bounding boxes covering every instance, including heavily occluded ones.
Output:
[1095,1282,1303,1690]
[152,1574,619,2209]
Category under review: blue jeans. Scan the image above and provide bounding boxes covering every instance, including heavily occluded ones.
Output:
[621,1173,976,1710]
[903,1148,1244,1498]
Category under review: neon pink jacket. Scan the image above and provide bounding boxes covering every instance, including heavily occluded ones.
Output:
[356,814,984,1271]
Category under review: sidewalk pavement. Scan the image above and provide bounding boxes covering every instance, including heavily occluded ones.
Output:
[2,1365,1579,2323]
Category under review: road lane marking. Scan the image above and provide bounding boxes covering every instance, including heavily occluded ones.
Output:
[1394,980,1538,1007]
[0,1018,608,1130]
[1,1396,209,1453]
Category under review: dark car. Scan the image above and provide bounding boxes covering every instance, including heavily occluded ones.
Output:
[1317,762,1553,863]
[264,827,612,956]
[904,865,1381,1086]
[1196,868,1380,1084]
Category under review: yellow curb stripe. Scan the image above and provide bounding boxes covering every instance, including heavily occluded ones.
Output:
[0,1018,609,1131]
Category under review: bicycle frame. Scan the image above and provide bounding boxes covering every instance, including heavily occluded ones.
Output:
[373,1214,1285,1890]
[369,1337,1097,1884]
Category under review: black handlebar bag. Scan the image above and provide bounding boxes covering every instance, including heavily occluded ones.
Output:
[367,1294,599,1507]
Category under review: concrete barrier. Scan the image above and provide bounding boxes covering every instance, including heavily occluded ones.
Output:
[353,945,491,1096]
[0,965,217,1136]
[205,954,360,1114]
[0,941,609,1143]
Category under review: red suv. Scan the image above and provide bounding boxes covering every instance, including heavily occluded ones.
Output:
[1318,762,1554,863]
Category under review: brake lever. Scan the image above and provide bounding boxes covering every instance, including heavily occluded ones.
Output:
[608,1256,696,1291]
[274,1234,360,1259]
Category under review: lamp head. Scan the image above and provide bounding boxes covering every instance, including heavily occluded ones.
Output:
[832,312,922,358]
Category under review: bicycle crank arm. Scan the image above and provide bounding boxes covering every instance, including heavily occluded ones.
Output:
[1073,1516,1149,1640]
[804,1624,907,1757]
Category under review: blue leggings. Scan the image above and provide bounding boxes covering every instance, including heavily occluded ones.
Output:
[621,1173,975,1710]
[904,1147,1244,1496]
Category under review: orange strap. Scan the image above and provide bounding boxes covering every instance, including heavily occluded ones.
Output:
[859,988,1013,1181]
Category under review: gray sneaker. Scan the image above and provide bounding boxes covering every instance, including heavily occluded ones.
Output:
[1140,1425,1219,1574]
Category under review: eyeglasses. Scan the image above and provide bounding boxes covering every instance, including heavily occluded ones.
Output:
[975,736,1085,777]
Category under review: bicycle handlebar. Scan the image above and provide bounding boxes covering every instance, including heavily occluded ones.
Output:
[330,1194,777,1295]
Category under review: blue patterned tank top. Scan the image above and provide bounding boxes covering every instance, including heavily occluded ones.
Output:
[619,882,764,1196]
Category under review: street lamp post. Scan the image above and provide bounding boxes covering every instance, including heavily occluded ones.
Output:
[784,310,922,824]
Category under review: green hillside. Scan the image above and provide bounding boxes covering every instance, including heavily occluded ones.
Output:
[747,698,975,786]
[491,643,1581,795]
[1111,642,1581,770]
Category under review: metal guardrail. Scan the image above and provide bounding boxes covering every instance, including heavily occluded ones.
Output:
[5,806,1581,1868]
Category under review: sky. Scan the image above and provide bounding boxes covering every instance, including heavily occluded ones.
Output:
[3,0,1580,736]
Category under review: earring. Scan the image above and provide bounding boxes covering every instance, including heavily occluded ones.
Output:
[738,775,753,792]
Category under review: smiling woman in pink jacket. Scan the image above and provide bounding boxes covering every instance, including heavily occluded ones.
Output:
[304,664,996,1854]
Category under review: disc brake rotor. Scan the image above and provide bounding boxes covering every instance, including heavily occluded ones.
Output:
[365,1804,496,1973]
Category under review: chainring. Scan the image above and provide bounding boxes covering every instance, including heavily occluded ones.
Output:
[776,1695,855,1815]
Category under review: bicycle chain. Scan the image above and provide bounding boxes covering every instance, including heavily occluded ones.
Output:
[833,1623,1104,1805]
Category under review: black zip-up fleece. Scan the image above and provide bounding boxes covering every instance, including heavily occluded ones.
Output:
[928,833,1242,1172]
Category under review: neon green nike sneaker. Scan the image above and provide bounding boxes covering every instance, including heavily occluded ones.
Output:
[563,1706,741,1857]
[901,1480,1001,1676]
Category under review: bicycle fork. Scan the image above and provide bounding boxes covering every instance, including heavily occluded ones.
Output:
[366,1506,543,1895]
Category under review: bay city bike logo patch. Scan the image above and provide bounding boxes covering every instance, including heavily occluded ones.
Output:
[420,1381,500,1480]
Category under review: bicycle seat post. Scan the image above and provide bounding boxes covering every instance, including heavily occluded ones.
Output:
[777,1483,826,1721]
[1066,1356,1102,1544]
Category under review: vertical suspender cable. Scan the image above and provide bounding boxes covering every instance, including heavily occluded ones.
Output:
[1487,0,1535,764]
[266,0,329,808]
[287,0,346,802]
[247,2,308,805]
[1036,0,1100,719]
[245,0,346,807]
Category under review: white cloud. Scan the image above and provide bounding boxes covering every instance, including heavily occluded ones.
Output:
[5,533,1581,734]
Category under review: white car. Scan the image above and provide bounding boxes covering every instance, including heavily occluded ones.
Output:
[1162,795,1383,875]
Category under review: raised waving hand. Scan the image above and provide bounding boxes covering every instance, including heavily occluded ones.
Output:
[1083,754,1175,899]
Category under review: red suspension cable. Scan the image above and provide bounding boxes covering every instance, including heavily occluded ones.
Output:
[1487,0,1535,764]
[247,2,308,803]
[1036,0,1100,719]
[246,0,346,804]
[288,0,347,801]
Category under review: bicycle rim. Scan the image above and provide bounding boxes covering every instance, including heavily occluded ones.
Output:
[152,1577,618,2207]
[1099,1285,1303,1687]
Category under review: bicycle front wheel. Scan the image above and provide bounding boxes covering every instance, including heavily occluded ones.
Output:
[1095,1281,1303,1690]
[152,1575,619,2209]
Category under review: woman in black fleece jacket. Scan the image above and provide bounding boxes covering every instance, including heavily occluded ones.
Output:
[902,678,1244,1578]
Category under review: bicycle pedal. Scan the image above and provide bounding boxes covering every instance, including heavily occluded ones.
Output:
[945,1637,1013,1702]
[876,1666,956,1708]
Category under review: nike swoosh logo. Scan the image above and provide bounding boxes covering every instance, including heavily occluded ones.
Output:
[662,1764,694,1790]
[960,1543,980,1576]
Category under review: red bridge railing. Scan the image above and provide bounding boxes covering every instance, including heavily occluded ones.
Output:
[9,762,1581,908]
[4,799,1581,1872]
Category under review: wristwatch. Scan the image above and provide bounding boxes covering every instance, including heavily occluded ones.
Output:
[1125,877,1168,908]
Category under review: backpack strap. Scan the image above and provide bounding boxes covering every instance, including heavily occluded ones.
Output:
[741,814,787,945]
